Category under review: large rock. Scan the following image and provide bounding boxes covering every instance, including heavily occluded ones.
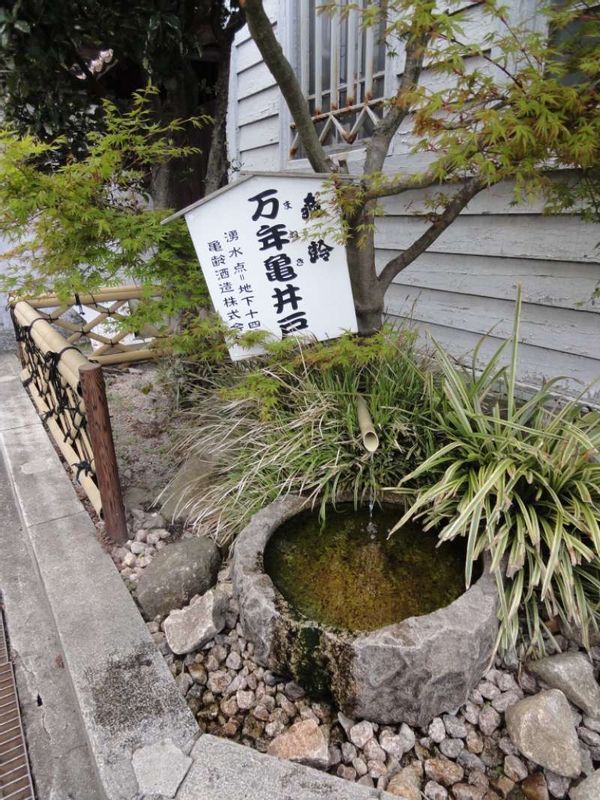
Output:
[232,496,499,726]
[569,769,600,800]
[163,590,227,655]
[267,719,329,770]
[136,536,221,619]
[505,690,582,778]
[527,653,600,719]
[161,454,217,522]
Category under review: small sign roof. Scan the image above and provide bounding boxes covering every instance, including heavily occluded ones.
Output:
[160,170,353,225]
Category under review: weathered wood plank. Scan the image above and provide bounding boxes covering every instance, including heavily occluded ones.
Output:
[385,284,600,359]
[239,116,279,152]
[237,37,266,74]
[392,316,600,405]
[376,214,600,263]
[378,250,600,312]
[238,86,280,127]
[239,143,281,170]
[380,174,581,217]
[237,62,278,101]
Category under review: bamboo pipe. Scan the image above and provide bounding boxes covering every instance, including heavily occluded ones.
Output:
[356,394,379,453]
[12,301,90,390]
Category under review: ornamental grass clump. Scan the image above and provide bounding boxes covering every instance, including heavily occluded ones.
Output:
[169,326,436,543]
[388,292,600,655]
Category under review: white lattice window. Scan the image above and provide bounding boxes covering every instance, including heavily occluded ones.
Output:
[291,1,388,158]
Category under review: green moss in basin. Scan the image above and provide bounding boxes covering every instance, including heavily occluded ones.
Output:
[264,504,473,632]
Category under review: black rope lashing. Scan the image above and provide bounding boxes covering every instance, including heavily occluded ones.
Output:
[14,313,97,496]
[73,460,93,480]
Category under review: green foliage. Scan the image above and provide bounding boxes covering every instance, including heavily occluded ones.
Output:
[0,88,211,351]
[387,291,600,656]
[325,0,600,229]
[168,326,437,543]
[0,0,240,157]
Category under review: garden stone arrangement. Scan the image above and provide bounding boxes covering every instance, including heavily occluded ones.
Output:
[111,505,600,800]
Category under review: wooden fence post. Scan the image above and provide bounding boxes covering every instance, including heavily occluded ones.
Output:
[78,363,128,544]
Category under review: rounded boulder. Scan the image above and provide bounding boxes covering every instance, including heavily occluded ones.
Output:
[136,536,221,619]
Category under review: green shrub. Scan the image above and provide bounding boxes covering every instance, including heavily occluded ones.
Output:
[0,87,211,353]
[169,326,437,543]
[387,291,600,655]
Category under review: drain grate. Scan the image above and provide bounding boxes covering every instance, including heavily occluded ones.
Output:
[0,606,35,799]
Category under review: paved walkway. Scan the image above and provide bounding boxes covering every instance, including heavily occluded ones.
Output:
[0,351,103,799]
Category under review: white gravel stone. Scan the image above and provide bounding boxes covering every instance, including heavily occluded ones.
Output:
[439,738,464,759]
[226,651,242,671]
[352,756,368,777]
[504,754,528,782]
[163,589,227,655]
[492,691,521,713]
[363,738,386,762]
[463,703,480,725]
[337,712,354,735]
[478,705,501,736]
[569,769,600,800]
[236,689,255,710]
[341,742,357,763]
[443,714,467,739]
[349,720,374,749]
[478,681,501,700]
[429,717,446,743]
[267,720,329,769]
[497,673,521,694]
[424,780,449,800]
[399,723,416,752]
[545,770,571,798]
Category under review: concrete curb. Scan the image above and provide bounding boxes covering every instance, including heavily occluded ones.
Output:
[0,353,198,799]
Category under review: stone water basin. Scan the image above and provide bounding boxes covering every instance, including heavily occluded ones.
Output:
[232,496,498,726]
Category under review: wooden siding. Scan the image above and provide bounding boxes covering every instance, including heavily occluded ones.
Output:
[228,0,282,172]
[227,1,600,403]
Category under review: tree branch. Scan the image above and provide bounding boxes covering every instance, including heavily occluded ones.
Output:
[377,176,486,290]
[240,0,333,173]
[363,31,429,176]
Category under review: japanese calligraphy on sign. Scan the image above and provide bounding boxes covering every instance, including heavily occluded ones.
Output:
[181,174,358,360]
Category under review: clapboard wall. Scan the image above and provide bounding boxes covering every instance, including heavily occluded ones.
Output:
[226,1,600,404]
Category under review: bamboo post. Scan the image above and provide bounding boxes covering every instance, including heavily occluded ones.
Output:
[78,363,128,544]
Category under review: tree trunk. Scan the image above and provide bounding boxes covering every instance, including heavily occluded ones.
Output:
[204,43,233,195]
[150,68,209,211]
[345,208,384,334]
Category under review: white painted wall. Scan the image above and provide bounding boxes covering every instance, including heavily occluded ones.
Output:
[226,1,600,403]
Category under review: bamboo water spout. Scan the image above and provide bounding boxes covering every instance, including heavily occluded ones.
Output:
[356,394,379,453]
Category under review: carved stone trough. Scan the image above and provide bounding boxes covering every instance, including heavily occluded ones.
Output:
[231,496,499,726]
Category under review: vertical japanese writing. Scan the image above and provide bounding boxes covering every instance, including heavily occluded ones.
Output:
[248,189,309,336]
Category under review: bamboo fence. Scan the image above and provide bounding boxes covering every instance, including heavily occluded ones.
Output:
[7,285,176,542]
[22,285,171,365]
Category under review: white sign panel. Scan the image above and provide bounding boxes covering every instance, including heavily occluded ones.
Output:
[184,174,358,360]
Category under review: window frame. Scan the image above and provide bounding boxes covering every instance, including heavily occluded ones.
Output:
[280,0,400,167]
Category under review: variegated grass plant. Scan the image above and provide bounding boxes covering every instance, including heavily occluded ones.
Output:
[167,327,435,544]
[387,291,600,655]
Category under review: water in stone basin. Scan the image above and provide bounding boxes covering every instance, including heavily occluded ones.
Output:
[264,504,473,632]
